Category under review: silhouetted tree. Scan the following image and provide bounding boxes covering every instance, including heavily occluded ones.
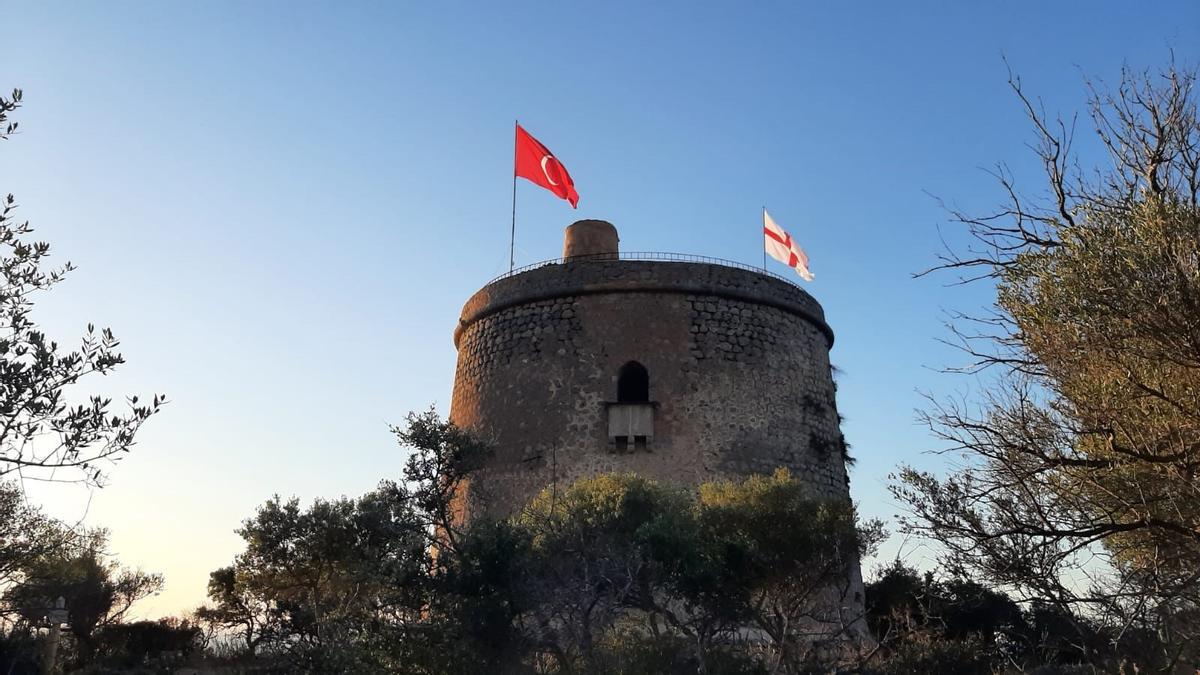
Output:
[94,617,202,668]
[4,530,163,663]
[863,560,933,644]
[197,409,486,672]
[0,87,163,487]
[194,565,271,656]
[0,483,72,608]
[896,58,1200,670]
[206,411,882,674]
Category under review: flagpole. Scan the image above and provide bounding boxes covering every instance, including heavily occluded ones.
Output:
[762,206,767,271]
[510,120,519,272]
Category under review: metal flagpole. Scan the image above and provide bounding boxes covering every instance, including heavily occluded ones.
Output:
[510,120,519,272]
[762,206,767,271]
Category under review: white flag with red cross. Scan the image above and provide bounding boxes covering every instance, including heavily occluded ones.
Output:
[763,209,814,281]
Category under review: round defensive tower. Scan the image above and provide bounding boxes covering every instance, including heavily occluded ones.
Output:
[450,220,852,521]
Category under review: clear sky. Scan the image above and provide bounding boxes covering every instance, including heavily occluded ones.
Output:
[3,2,1198,617]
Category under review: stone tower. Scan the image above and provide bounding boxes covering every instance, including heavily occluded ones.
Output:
[450,220,853,518]
[449,219,867,629]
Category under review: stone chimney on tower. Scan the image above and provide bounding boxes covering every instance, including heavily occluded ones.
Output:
[562,219,619,259]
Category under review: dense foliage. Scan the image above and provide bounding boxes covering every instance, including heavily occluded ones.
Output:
[861,560,1177,673]
[194,411,881,674]
[0,500,175,673]
[6,533,164,662]
[193,411,1186,674]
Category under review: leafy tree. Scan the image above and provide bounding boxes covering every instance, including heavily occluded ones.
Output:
[0,88,21,142]
[895,59,1200,670]
[443,469,881,674]
[4,530,163,663]
[694,469,881,671]
[418,518,535,673]
[863,561,1032,672]
[860,560,1154,673]
[0,626,41,675]
[863,560,932,642]
[0,87,163,487]
[0,482,71,605]
[207,411,881,674]
[0,481,77,671]
[937,577,1022,645]
[392,407,491,557]
[198,485,428,671]
[194,565,272,656]
[198,410,485,672]
[94,616,202,668]
[507,474,695,671]
[863,635,994,675]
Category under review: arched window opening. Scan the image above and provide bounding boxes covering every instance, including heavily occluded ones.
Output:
[609,361,654,453]
[617,361,649,403]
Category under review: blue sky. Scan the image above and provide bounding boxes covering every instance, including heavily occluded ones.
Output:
[3,2,1198,616]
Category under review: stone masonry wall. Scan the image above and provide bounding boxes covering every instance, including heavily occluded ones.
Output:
[449,259,850,523]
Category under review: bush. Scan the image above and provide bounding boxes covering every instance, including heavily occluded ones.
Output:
[865,635,995,675]
[94,618,201,669]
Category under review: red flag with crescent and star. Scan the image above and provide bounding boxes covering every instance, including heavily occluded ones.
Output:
[514,123,579,208]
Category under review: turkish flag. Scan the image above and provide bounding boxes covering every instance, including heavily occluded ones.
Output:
[514,124,579,208]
